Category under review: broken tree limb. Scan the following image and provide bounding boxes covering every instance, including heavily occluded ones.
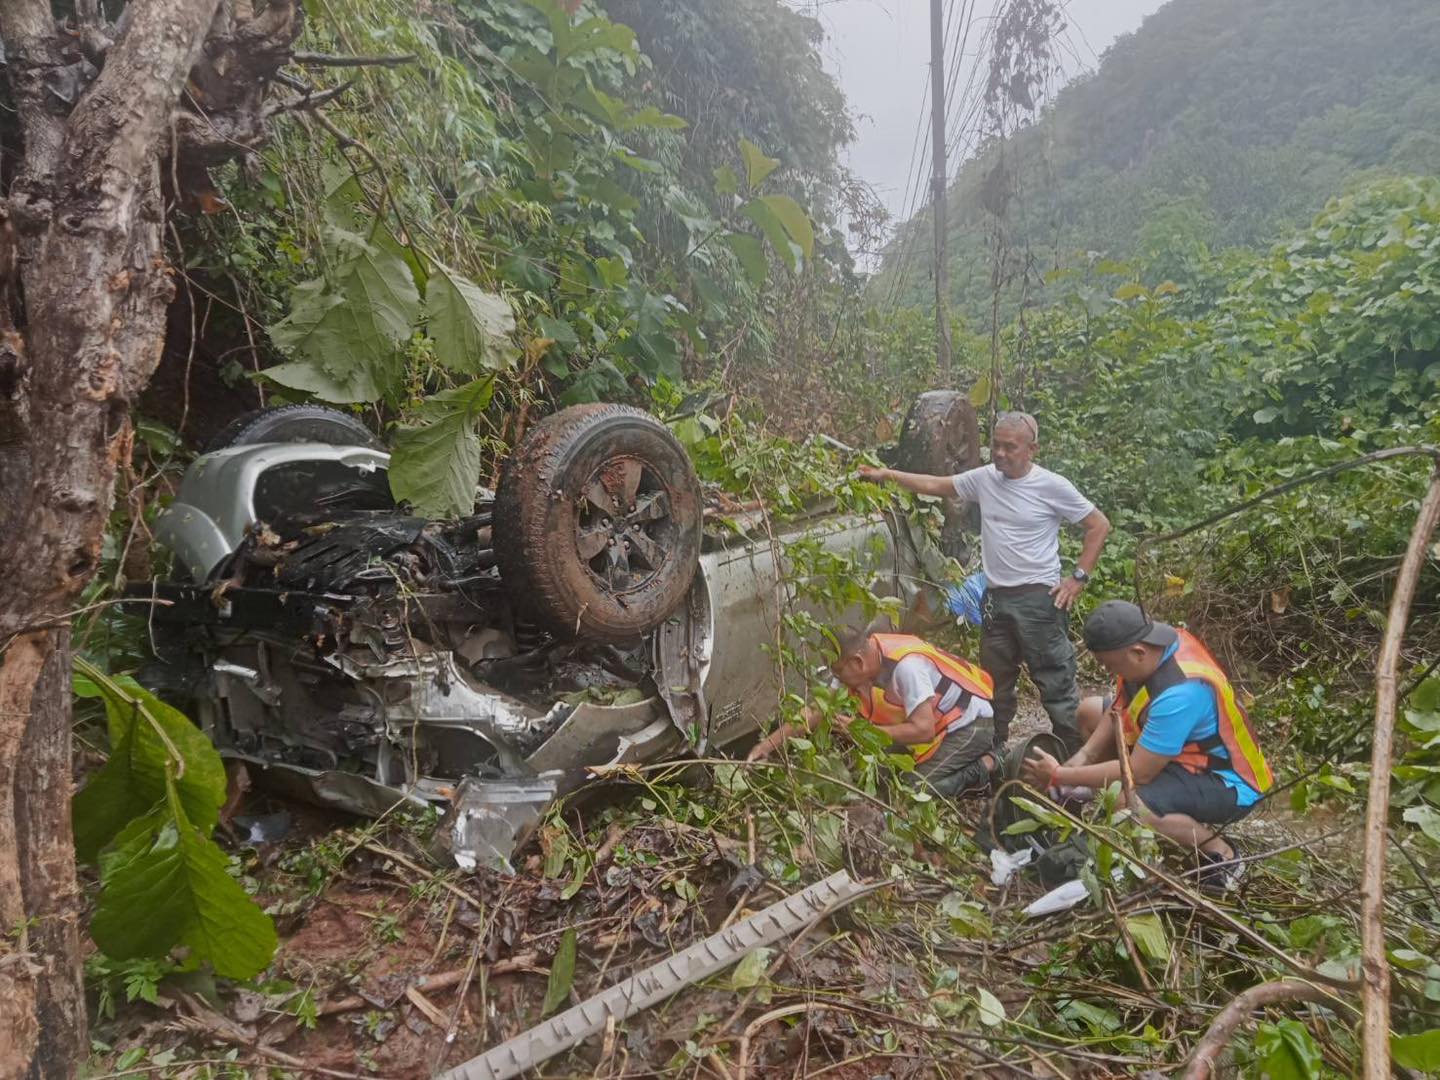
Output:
[1360,463,1440,1078]
[289,50,417,67]
[1182,979,1343,1080]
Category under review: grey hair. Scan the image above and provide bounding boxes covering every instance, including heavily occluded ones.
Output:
[833,615,894,663]
[995,411,1039,444]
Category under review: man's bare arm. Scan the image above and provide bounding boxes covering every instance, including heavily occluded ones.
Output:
[1076,508,1110,575]
[857,465,957,500]
[870,696,944,747]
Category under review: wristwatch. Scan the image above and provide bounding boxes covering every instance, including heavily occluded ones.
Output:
[1071,567,1090,585]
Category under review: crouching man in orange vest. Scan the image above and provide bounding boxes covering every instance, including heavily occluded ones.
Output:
[749,626,999,797]
[1022,600,1273,890]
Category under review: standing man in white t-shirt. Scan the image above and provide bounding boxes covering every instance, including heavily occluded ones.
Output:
[860,412,1109,753]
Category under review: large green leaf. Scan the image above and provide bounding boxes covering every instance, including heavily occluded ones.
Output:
[427,262,516,375]
[1253,1020,1322,1080]
[72,663,226,864]
[541,928,577,1016]
[90,779,277,980]
[1124,914,1170,965]
[388,378,494,518]
[267,240,420,403]
[1393,1029,1440,1071]
[725,233,769,289]
[1405,804,1440,843]
[536,314,580,352]
[621,106,687,131]
[739,139,780,191]
[742,195,814,272]
[742,199,796,273]
[754,194,814,259]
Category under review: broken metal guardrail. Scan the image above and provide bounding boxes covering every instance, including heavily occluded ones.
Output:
[436,869,871,1080]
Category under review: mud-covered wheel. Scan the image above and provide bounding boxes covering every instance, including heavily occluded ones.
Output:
[494,404,702,644]
[895,390,981,475]
[206,404,380,453]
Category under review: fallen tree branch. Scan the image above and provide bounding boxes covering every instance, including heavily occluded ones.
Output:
[1182,979,1342,1080]
[317,953,542,1016]
[1360,463,1440,1077]
[289,50,416,67]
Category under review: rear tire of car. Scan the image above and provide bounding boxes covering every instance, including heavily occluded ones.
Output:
[494,404,702,645]
[205,404,380,453]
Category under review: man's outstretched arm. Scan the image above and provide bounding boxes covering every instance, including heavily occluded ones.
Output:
[857,465,957,499]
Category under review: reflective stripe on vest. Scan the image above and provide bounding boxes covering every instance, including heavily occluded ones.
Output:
[855,633,994,763]
[1117,629,1274,792]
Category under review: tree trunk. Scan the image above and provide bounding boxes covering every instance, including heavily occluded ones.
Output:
[0,1,226,1073]
[15,628,86,1076]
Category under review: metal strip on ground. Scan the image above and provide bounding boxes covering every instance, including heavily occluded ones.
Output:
[437,870,866,1080]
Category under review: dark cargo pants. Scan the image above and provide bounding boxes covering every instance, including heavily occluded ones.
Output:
[980,585,1081,754]
[913,715,996,797]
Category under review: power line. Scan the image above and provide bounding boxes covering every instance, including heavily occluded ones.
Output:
[878,68,933,314]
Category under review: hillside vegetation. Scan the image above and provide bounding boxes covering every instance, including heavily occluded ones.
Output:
[877,0,1440,320]
[4,0,1440,1075]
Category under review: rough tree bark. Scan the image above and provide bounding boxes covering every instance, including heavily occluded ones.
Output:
[0,1,300,1075]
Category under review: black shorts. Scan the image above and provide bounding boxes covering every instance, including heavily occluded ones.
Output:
[1134,762,1252,824]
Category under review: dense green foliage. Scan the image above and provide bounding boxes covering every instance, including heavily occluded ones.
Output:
[180,0,852,514]
[876,0,1440,321]
[64,0,1440,1071]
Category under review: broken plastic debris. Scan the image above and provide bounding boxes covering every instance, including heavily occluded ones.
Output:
[989,846,1035,886]
[1023,878,1089,917]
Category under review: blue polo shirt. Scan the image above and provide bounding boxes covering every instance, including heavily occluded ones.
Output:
[1137,641,1261,807]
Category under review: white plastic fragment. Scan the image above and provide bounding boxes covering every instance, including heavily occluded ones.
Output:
[1023,878,1090,917]
[989,846,1035,886]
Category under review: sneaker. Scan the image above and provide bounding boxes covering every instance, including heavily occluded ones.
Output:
[1196,840,1245,896]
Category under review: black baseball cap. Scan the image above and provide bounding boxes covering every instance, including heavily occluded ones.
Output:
[1082,600,1178,652]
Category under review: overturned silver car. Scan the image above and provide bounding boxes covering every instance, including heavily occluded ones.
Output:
[132,396,978,869]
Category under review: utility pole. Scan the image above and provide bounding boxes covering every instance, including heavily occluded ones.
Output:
[929,0,953,373]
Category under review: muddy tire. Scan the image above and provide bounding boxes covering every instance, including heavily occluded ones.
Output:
[494,404,702,644]
[895,390,981,476]
[206,405,380,453]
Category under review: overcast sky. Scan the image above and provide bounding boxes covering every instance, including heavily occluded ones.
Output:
[806,0,1168,228]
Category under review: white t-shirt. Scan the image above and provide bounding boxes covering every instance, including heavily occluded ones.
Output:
[888,655,994,730]
[950,464,1095,587]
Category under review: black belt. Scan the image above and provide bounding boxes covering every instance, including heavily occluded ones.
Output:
[987,583,1052,595]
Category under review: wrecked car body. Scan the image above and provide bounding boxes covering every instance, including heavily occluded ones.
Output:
[132,398,977,870]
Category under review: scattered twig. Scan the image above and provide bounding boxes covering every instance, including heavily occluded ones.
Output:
[317,951,542,1017]
[173,997,368,1078]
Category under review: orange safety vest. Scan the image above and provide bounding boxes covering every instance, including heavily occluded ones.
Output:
[853,633,995,763]
[1116,628,1273,792]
